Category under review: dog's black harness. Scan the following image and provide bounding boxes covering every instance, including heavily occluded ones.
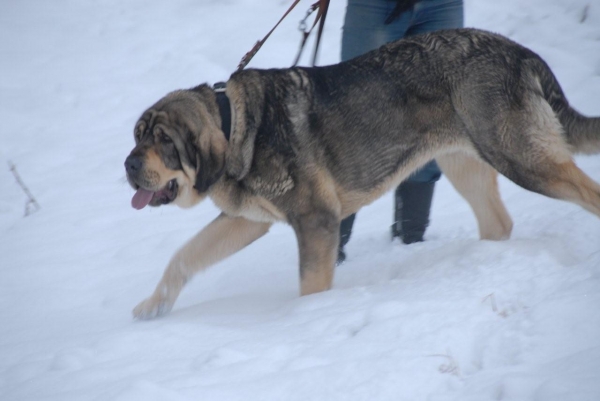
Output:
[213,82,231,141]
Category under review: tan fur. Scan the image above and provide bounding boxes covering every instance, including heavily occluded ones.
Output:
[437,152,513,240]
[548,161,600,216]
[294,169,342,295]
[524,94,572,165]
[175,163,208,209]
[141,150,173,189]
[133,214,271,319]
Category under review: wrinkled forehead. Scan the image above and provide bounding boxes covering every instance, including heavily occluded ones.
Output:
[137,92,202,126]
[132,110,160,143]
[136,109,169,130]
[134,105,189,141]
[132,89,219,147]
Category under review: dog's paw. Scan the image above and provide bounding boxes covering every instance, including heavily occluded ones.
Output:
[132,295,174,320]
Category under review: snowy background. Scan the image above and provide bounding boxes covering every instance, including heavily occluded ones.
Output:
[1,0,600,400]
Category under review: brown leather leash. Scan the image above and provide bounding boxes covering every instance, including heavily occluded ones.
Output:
[236,0,330,71]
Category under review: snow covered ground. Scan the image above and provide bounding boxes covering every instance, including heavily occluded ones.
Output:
[1,0,600,399]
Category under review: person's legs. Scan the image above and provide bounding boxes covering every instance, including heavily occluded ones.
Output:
[391,162,441,243]
[339,0,414,261]
[407,0,463,36]
[337,213,355,264]
[341,0,411,61]
[339,0,464,256]
[391,0,464,243]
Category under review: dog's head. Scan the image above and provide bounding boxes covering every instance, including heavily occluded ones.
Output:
[125,86,228,210]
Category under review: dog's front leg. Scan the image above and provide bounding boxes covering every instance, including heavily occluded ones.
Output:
[133,213,271,319]
[291,211,340,296]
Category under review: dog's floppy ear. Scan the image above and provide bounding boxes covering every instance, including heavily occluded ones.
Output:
[192,122,228,193]
[184,86,229,193]
[225,74,264,181]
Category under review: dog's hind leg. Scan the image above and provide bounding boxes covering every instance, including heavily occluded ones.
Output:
[493,155,600,218]
[537,160,600,217]
[437,152,513,240]
[479,107,600,217]
[478,95,600,219]
[133,213,271,320]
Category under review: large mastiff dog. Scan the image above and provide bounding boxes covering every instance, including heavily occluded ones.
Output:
[125,28,600,319]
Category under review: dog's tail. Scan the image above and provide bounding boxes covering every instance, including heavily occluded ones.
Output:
[531,58,600,155]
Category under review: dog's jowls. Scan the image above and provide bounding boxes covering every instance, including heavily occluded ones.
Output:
[125,28,600,320]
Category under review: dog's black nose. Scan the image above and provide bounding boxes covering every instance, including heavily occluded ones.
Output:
[125,155,142,174]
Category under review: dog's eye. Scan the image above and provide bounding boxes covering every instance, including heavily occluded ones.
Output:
[159,133,173,144]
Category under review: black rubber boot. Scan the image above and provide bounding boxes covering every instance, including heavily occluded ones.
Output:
[391,181,435,244]
[337,213,356,265]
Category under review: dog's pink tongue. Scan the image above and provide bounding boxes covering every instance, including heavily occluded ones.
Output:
[131,188,154,210]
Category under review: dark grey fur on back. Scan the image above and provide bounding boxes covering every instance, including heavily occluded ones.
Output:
[221,28,598,201]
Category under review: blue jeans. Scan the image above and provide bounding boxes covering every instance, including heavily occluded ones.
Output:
[342,0,465,59]
[338,0,464,251]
